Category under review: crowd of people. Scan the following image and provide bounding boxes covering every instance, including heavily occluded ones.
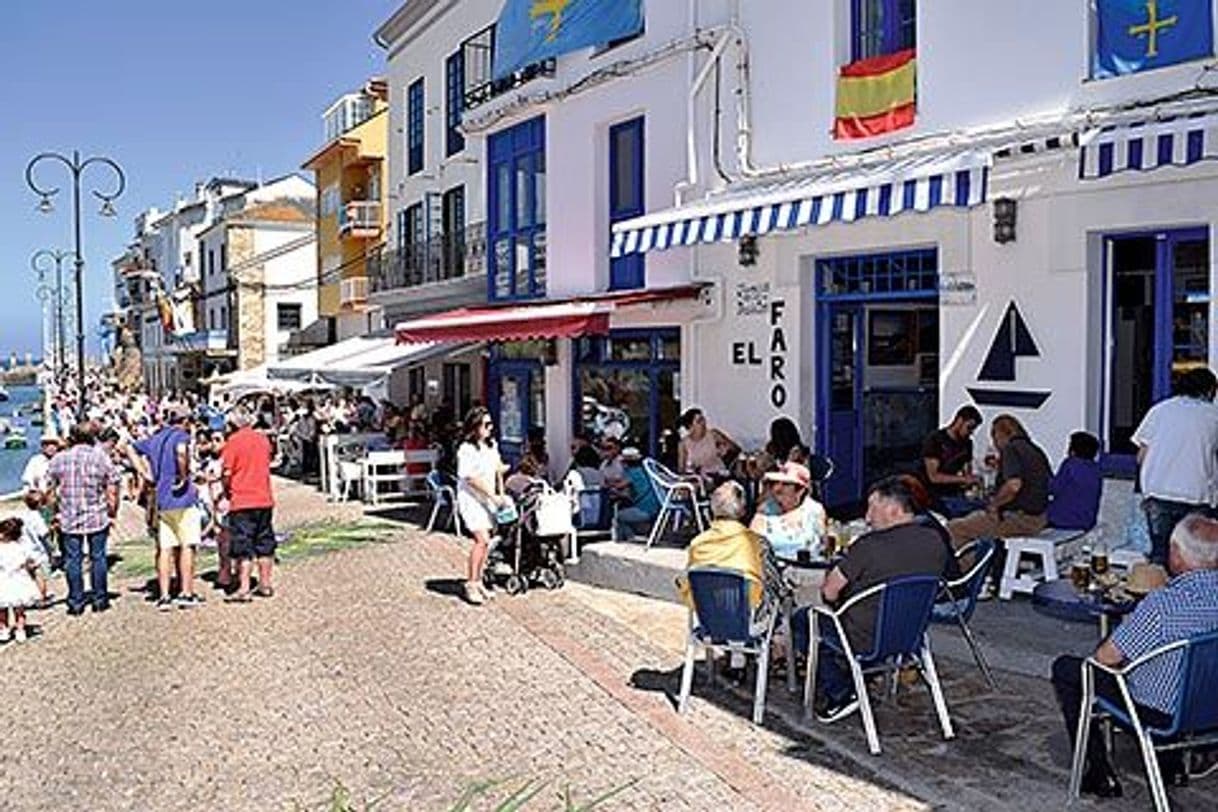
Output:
[0,373,278,643]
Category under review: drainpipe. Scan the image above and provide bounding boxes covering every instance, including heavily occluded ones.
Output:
[675,29,734,204]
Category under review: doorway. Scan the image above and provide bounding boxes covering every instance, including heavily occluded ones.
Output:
[1104,228,1210,472]
[488,341,547,463]
[816,249,940,508]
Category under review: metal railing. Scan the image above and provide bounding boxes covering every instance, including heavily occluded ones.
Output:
[340,275,369,306]
[368,222,487,293]
[338,201,382,236]
[462,25,555,111]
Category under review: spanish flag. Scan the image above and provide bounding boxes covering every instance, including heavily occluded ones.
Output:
[834,49,916,140]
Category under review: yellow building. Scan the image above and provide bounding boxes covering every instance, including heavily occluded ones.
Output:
[302,78,389,340]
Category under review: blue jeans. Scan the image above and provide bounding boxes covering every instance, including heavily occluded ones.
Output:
[614,507,654,541]
[1143,498,1205,566]
[63,528,110,611]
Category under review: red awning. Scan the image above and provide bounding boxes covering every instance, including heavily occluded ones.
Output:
[394,284,706,344]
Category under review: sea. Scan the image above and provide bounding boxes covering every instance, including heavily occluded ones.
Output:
[0,385,44,497]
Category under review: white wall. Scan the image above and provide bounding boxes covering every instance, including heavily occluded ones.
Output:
[256,225,319,363]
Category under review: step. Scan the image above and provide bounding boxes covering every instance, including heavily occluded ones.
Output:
[567,541,686,605]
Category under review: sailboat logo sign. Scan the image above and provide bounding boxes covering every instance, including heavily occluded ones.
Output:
[966,301,1052,409]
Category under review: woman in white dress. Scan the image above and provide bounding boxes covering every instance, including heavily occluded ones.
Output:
[0,518,41,643]
[457,407,509,605]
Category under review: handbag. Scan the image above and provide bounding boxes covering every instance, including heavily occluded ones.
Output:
[495,501,520,525]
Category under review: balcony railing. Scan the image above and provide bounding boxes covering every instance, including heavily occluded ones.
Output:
[462,25,555,111]
[340,275,369,307]
[338,201,382,239]
[368,222,487,293]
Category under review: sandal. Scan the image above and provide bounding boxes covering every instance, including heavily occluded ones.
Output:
[253,586,274,599]
[224,593,253,604]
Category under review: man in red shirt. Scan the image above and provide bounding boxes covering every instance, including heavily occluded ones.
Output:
[220,408,276,602]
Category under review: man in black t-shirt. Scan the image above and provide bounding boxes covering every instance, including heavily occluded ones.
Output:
[921,405,982,509]
[811,477,948,721]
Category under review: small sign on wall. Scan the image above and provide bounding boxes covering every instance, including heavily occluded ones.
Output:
[734,282,771,317]
[940,272,978,306]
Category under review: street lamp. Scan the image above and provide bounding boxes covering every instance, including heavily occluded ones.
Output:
[30,248,75,384]
[34,284,54,376]
[26,150,125,418]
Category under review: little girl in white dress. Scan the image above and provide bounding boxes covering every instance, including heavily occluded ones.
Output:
[0,517,41,643]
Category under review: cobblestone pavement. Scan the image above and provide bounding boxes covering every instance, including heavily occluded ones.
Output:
[1,498,1209,810]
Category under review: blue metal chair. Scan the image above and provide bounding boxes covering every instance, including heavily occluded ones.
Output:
[931,538,998,689]
[642,458,709,549]
[678,567,777,725]
[1069,630,1218,811]
[424,470,461,534]
[801,573,954,755]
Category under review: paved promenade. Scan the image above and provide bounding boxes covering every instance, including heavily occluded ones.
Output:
[0,483,1209,809]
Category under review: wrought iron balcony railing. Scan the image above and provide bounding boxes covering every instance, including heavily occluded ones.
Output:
[461,25,555,111]
[368,222,486,293]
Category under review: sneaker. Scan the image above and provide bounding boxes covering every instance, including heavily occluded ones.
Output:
[156,597,174,613]
[175,594,204,609]
[477,583,495,601]
[0,628,10,643]
[13,628,26,643]
[464,582,485,605]
[1189,750,1218,780]
[815,696,860,724]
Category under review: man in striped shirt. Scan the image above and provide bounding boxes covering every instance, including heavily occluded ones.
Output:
[1052,514,1218,797]
[46,421,120,615]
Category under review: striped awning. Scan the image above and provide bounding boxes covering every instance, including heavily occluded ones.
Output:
[610,149,989,258]
[1081,112,1218,179]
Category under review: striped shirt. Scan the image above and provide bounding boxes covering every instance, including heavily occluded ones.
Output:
[47,444,119,535]
[1110,569,1218,714]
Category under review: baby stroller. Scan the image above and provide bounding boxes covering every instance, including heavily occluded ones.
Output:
[483,480,574,595]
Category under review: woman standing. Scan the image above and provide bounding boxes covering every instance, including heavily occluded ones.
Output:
[457,407,509,605]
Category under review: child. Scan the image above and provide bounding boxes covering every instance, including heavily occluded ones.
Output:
[17,493,52,604]
[0,517,41,643]
[1047,431,1103,531]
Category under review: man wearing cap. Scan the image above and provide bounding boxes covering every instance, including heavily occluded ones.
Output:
[614,447,660,541]
[21,434,62,498]
[133,406,202,610]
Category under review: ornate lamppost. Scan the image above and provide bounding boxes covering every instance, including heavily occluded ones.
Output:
[26,150,125,418]
[30,248,74,383]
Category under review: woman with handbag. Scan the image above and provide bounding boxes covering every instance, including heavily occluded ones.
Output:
[456,407,509,606]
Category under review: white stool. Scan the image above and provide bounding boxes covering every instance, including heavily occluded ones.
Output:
[998,528,1087,600]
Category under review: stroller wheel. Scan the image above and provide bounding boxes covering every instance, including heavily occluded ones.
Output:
[504,574,527,595]
[538,568,563,590]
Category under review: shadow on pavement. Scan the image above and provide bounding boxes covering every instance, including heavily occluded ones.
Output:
[425,577,468,602]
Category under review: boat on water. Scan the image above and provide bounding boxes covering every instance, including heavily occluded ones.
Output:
[4,431,28,450]
[0,386,8,403]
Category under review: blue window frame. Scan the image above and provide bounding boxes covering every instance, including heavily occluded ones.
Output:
[816,247,938,301]
[445,51,465,157]
[852,0,916,62]
[407,78,424,175]
[487,115,546,301]
[609,117,645,290]
[572,329,681,465]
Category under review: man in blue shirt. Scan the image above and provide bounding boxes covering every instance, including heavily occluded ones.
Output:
[132,407,202,610]
[614,447,660,541]
[1047,431,1103,531]
[1052,513,1218,797]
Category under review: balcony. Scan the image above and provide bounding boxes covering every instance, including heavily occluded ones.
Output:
[369,222,486,293]
[340,276,369,307]
[173,329,231,354]
[338,201,382,239]
[462,25,555,111]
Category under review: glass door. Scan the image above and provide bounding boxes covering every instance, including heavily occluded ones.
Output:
[820,304,864,507]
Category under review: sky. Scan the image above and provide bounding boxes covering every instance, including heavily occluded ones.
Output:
[0,0,404,360]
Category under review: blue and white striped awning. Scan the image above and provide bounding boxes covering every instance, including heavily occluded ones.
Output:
[1080,113,1218,180]
[610,149,989,258]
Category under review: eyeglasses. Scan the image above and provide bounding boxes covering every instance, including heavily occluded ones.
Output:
[481,421,494,428]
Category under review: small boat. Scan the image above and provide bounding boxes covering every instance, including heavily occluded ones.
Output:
[4,431,28,450]
[0,418,11,435]
[0,386,9,403]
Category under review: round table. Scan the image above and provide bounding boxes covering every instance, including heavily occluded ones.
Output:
[1031,578,1140,638]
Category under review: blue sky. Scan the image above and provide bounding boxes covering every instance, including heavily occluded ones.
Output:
[0,0,403,359]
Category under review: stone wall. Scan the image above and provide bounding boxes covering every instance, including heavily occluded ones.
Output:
[229,226,265,370]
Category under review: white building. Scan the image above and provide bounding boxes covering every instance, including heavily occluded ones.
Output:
[382,0,1218,515]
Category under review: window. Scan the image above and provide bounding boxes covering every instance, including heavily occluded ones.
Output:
[488,116,546,301]
[445,51,465,156]
[321,184,341,217]
[277,303,303,331]
[574,329,681,465]
[442,185,466,276]
[219,243,227,273]
[817,247,938,298]
[852,0,916,61]
[1104,229,1209,473]
[209,309,216,331]
[408,367,426,403]
[443,362,472,417]
[609,117,645,290]
[407,78,424,175]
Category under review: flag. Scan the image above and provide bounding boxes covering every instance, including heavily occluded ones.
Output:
[1094,0,1213,78]
[492,0,644,80]
[834,49,916,141]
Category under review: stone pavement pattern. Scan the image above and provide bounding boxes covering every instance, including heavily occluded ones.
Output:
[0,505,1210,809]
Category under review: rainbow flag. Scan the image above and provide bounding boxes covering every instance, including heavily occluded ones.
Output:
[834,49,916,141]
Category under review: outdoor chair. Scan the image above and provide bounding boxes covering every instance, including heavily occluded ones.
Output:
[425,470,461,535]
[678,567,779,726]
[642,458,709,549]
[931,538,998,689]
[336,460,363,502]
[800,573,954,755]
[1069,630,1218,812]
[562,470,616,563]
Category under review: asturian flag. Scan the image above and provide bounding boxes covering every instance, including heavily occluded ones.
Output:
[1094,0,1214,78]
[492,0,644,80]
